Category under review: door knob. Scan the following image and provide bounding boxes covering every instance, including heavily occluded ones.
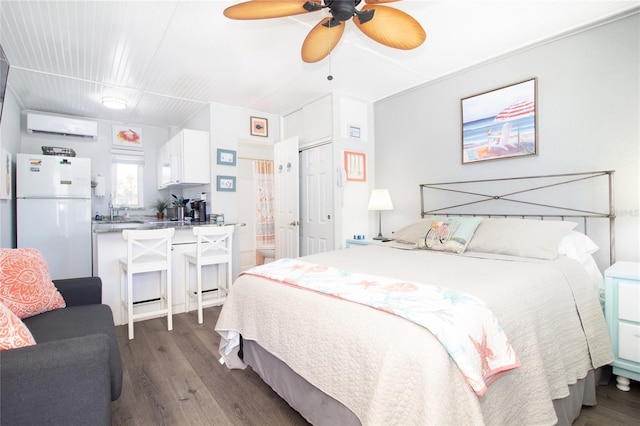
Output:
[289,220,300,226]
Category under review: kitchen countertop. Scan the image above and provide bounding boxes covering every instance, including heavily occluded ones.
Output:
[92,217,236,233]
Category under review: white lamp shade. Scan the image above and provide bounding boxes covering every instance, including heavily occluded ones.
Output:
[368,189,393,211]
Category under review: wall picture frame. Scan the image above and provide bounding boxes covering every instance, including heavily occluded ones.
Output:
[250,116,268,137]
[216,175,236,192]
[112,125,143,148]
[461,78,537,164]
[344,151,366,182]
[250,117,269,138]
[217,148,237,166]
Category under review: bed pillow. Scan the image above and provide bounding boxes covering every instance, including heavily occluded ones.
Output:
[416,217,483,254]
[466,218,577,260]
[557,231,603,303]
[557,231,599,258]
[0,248,66,319]
[0,301,37,351]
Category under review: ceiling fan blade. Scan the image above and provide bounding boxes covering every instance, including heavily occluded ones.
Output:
[354,5,426,50]
[224,1,319,20]
[301,17,345,63]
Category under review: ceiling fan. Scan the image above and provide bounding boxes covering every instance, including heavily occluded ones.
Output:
[223,0,426,63]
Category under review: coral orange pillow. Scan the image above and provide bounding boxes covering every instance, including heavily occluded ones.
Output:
[0,248,66,319]
[0,301,36,350]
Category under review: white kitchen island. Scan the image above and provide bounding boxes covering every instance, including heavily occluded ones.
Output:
[92,220,240,326]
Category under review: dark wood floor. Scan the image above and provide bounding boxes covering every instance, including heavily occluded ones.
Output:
[574,374,640,426]
[111,306,640,425]
[110,306,308,426]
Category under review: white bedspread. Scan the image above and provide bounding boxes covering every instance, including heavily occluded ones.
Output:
[240,258,520,396]
[216,246,613,425]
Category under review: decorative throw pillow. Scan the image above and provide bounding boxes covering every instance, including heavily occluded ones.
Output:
[416,217,483,254]
[392,216,447,244]
[0,301,36,351]
[0,248,66,319]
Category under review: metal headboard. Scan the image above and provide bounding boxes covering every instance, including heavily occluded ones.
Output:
[420,171,615,265]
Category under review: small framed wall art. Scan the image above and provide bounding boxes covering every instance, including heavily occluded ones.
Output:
[112,125,143,148]
[217,148,237,166]
[217,175,236,192]
[348,125,361,139]
[344,151,366,182]
[250,116,268,137]
[461,78,537,164]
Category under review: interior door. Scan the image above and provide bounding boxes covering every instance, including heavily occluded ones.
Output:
[300,143,334,256]
[274,137,300,259]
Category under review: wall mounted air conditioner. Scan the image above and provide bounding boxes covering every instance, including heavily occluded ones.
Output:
[26,112,98,140]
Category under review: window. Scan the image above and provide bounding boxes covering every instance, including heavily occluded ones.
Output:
[111,150,145,209]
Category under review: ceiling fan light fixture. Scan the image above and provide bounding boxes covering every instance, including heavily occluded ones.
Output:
[329,1,356,21]
[102,97,127,110]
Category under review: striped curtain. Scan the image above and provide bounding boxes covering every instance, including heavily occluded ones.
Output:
[254,160,274,245]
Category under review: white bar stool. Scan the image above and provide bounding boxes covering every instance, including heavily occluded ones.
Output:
[184,225,234,324]
[119,228,175,340]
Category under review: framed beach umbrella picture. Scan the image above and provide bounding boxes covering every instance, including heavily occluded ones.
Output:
[461,78,537,164]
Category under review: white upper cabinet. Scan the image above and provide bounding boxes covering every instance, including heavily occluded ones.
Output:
[302,95,332,144]
[283,109,303,141]
[283,95,332,146]
[157,129,210,188]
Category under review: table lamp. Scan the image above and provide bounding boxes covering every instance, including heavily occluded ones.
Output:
[368,189,394,240]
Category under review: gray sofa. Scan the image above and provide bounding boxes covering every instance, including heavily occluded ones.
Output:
[0,277,123,426]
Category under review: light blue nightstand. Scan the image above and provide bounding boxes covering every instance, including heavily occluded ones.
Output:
[604,261,640,391]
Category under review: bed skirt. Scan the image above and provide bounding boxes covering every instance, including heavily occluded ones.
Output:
[243,339,602,426]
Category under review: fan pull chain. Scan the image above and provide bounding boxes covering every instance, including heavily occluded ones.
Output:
[325,15,334,81]
[327,47,334,81]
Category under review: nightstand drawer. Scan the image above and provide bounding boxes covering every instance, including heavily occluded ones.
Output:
[619,282,640,322]
[619,322,640,363]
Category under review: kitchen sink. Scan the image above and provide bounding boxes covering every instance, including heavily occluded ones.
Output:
[146,220,191,225]
[93,218,194,232]
[92,219,157,231]
[97,219,146,224]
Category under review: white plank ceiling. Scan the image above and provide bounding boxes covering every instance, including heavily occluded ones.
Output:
[0,0,637,128]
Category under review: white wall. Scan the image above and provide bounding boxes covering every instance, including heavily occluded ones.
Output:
[374,13,639,263]
[19,113,169,218]
[200,103,280,224]
[2,96,280,255]
[331,94,375,245]
[0,90,21,247]
[282,93,376,248]
[12,101,281,227]
[185,103,279,270]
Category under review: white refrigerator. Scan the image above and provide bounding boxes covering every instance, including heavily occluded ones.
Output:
[17,153,92,280]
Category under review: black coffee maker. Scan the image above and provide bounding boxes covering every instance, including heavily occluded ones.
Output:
[190,200,207,222]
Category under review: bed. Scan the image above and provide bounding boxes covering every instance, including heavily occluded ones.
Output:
[215,171,615,425]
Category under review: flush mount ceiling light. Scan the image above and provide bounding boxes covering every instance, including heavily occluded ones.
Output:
[102,97,127,110]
